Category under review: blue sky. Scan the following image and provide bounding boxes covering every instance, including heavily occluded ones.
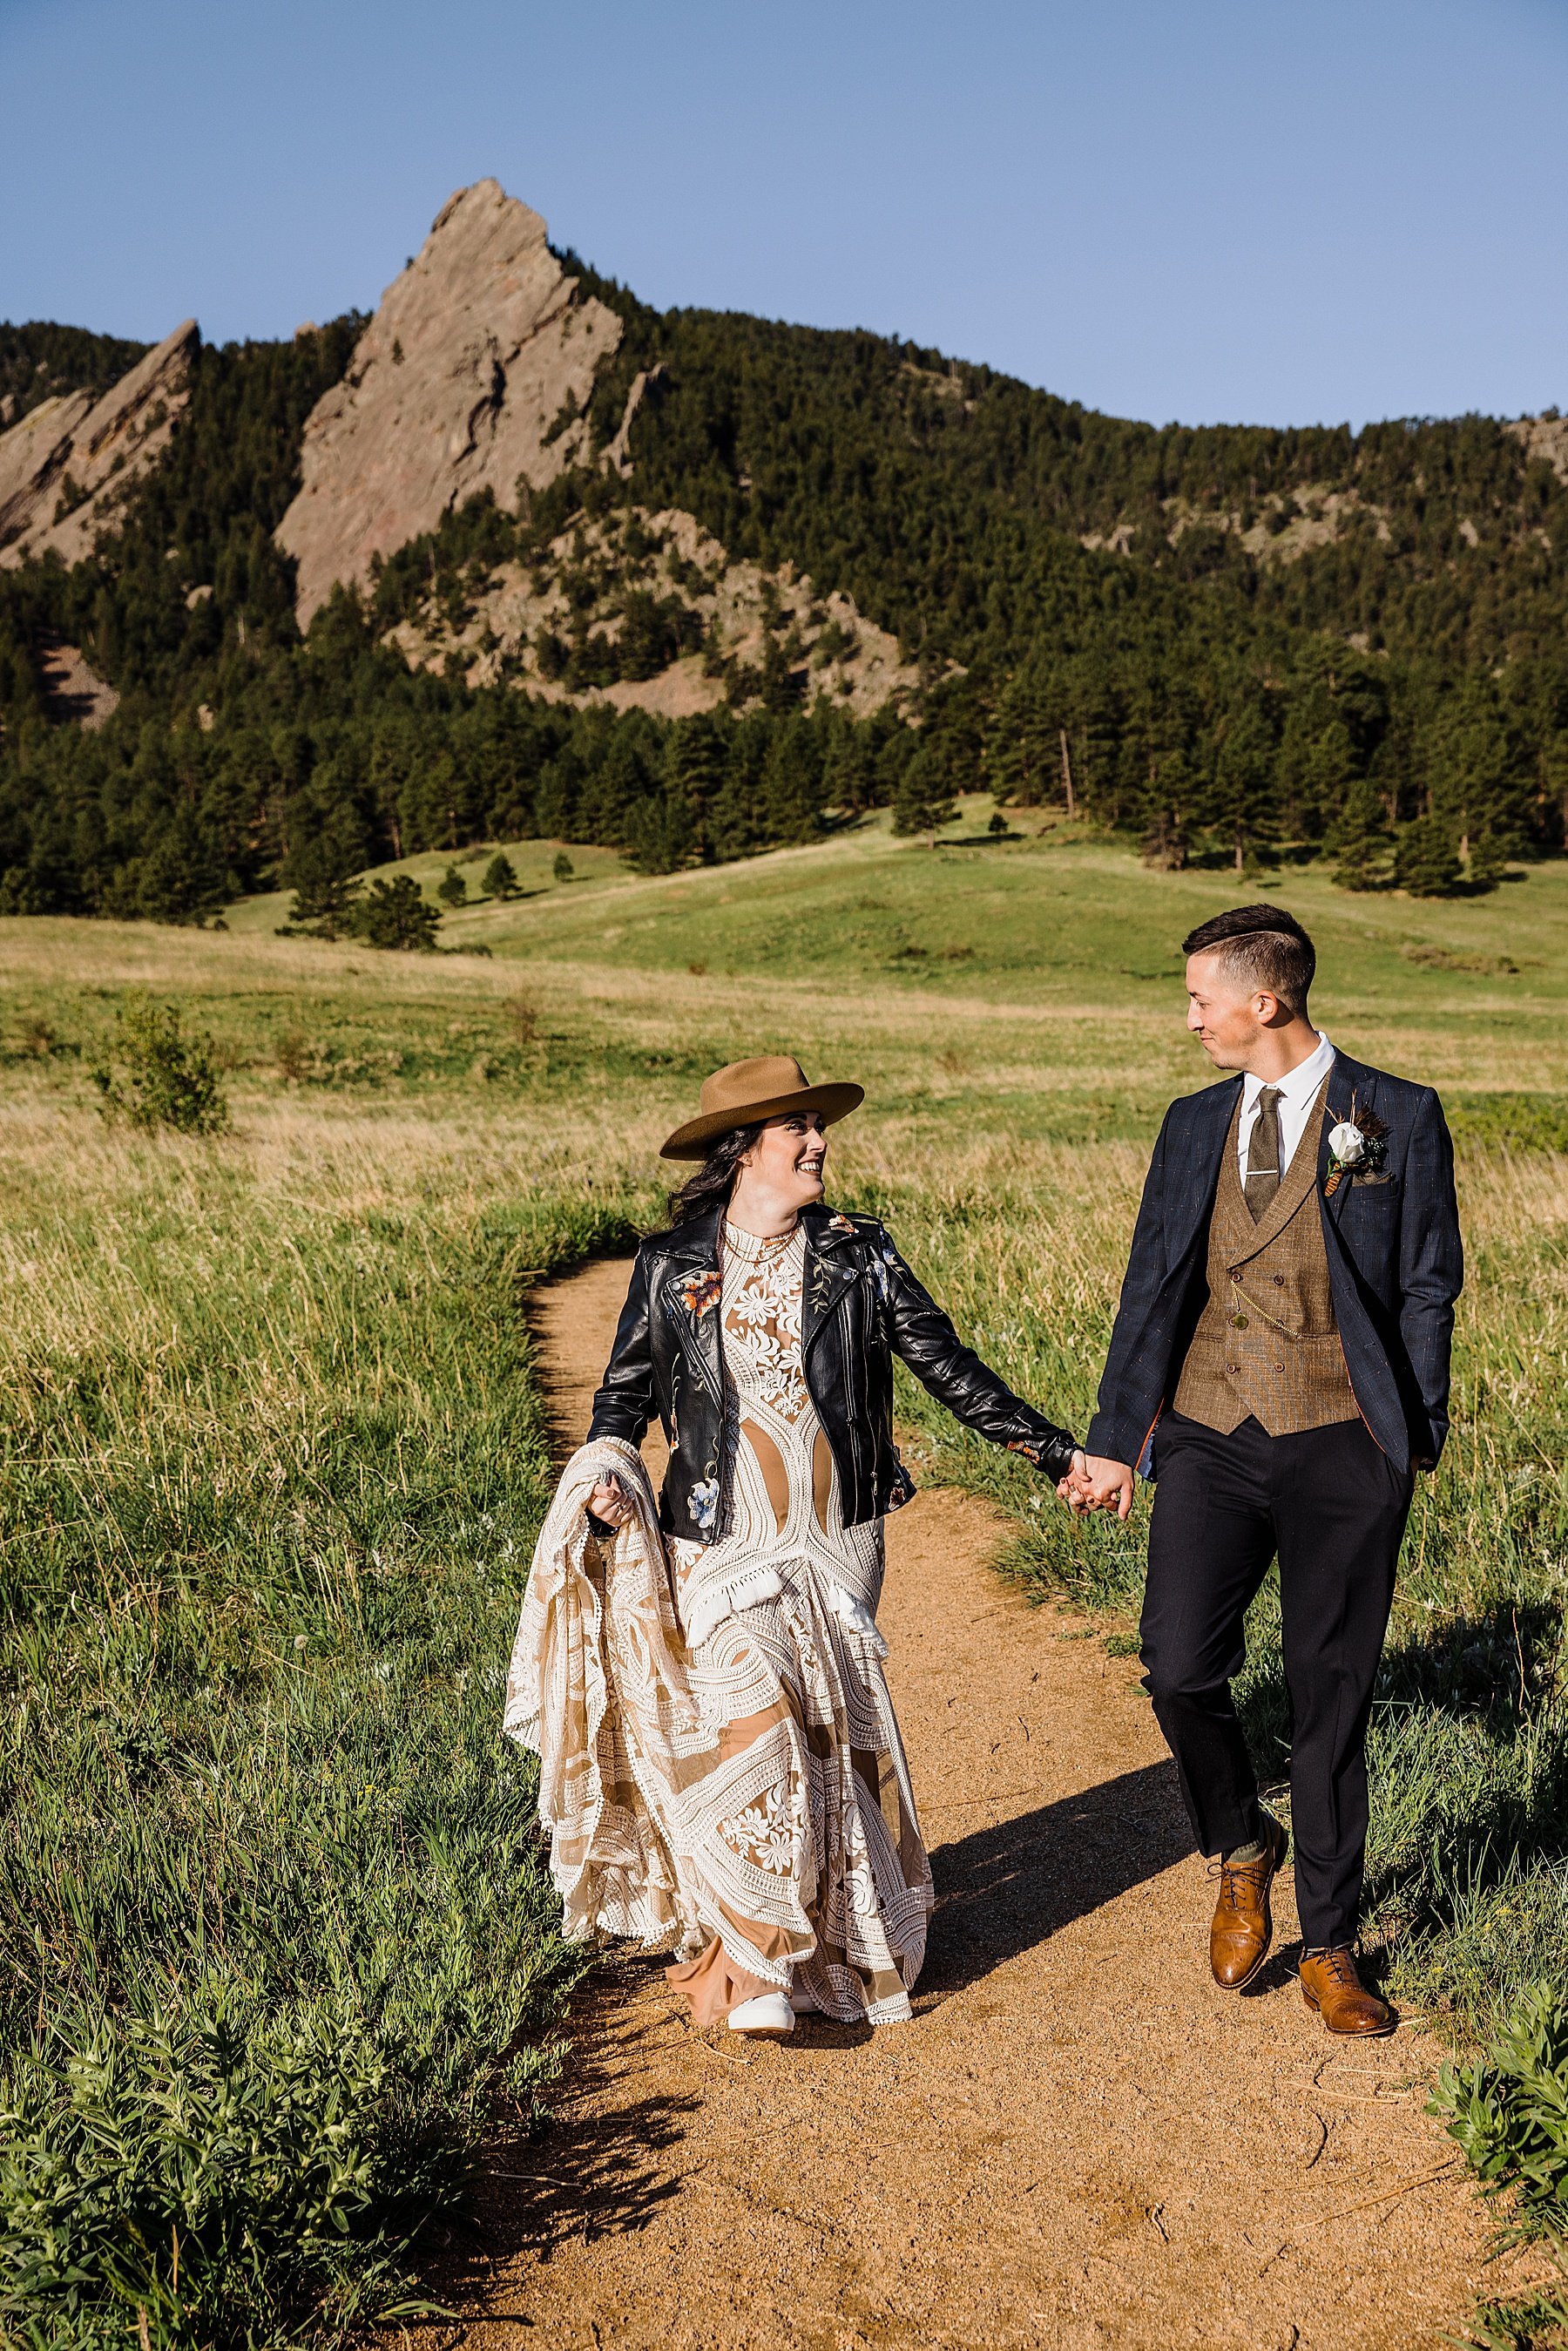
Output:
[3,0,1565,430]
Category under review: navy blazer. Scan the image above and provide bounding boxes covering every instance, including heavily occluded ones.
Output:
[1085,1050,1463,1475]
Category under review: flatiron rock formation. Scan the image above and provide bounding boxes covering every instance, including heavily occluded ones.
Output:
[0,321,198,571]
[275,180,621,625]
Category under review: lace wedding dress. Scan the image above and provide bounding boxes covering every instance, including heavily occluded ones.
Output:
[506,1217,932,2029]
[664,1220,932,2023]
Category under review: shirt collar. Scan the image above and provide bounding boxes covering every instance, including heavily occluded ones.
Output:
[1241,1030,1335,1110]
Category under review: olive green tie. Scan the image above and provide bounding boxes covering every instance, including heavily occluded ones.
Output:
[1244,1087,1283,1221]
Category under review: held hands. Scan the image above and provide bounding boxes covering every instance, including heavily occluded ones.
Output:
[587,1472,634,1530]
[1056,1449,1135,1521]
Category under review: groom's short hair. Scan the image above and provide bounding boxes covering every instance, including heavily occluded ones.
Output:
[1181,904,1316,1015]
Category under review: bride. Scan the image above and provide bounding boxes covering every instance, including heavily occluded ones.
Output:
[506,1056,1110,2036]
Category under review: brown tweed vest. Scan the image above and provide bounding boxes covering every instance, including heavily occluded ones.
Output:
[1173,1081,1362,1437]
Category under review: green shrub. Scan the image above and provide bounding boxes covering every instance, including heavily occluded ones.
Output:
[1433,1982,1568,2232]
[0,2003,440,2344]
[89,997,229,1136]
[551,851,573,884]
[1396,816,1463,897]
[348,876,441,952]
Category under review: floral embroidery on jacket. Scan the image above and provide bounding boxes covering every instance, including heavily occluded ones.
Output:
[679,1268,722,1318]
[688,1474,720,1534]
[828,1211,857,1234]
[1007,1437,1049,1468]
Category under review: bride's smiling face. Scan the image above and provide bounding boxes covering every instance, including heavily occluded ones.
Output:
[740,1113,828,1208]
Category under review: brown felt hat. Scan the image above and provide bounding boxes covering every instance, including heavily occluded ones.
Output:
[659,1054,865,1161]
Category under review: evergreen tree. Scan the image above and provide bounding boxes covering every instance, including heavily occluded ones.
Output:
[349,874,442,949]
[1544,731,1568,851]
[625,789,695,874]
[664,714,732,853]
[436,864,468,906]
[1394,816,1463,897]
[287,867,362,938]
[760,719,827,844]
[821,719,876,815]
[986,664,1057,807]
[551,850,573,883]
[1204,701,1278,871]
[483,852,518,898]
[1423,676,1529,858]
[1331,777,1392,893]
[891,742,956,843]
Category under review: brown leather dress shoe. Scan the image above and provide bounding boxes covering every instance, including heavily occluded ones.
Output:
[1209,1812,1288,1989]
[1298,1946,1396,2036]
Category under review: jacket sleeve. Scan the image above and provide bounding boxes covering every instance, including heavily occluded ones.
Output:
[1085,1106,1174,1469]
[879,1232,1079,1480]
[587,1251,657,1448]
[1397,1089,1463,1466]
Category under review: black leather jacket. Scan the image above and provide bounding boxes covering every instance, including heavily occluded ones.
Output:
[588,1202,1079,1544]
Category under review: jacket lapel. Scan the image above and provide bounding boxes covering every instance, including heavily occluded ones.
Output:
[1166,1079,1242,1271]
[658,1206,726,1404]
[801,1205,862,1355]
[1317,1052,1378,1226]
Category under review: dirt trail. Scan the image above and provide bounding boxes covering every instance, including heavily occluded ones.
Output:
[454,1258,1504,2349]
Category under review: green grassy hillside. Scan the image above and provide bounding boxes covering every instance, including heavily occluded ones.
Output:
[1,757,1566,2344]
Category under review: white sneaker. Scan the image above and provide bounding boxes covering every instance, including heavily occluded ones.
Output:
[727,1991,794,2037]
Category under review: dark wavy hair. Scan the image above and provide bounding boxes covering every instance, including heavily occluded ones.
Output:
[667,1123,763,1225]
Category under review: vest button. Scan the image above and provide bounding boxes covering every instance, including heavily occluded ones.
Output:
[1273,1274,1285,1285]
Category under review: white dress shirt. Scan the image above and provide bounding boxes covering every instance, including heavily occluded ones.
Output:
[1237,1031,1336,1184]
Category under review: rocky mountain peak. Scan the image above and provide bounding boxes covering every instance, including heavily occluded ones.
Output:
[274,180,623,624]
[0,319,198,571]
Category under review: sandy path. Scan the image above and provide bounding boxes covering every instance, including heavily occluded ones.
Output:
[451,1258,1504,2348]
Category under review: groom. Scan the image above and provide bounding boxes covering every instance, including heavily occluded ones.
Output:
[1070,904,1462,2036]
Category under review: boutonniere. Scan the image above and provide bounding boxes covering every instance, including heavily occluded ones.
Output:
[678,1268,722,1317]
[1324,1095,1390,1197]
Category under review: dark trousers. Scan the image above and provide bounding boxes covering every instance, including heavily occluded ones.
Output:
[1140,1411,1412,1951]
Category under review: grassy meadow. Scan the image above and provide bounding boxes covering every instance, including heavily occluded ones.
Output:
[3,816,1568,2342]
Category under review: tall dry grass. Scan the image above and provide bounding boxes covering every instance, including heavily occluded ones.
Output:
[0,1094,649,2345]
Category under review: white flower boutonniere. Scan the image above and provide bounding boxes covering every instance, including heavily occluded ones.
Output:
[1324,1097,1389,1197]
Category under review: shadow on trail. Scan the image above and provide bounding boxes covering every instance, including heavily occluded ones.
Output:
[919,1759,1190,2002]
[424,1966,700,2307]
